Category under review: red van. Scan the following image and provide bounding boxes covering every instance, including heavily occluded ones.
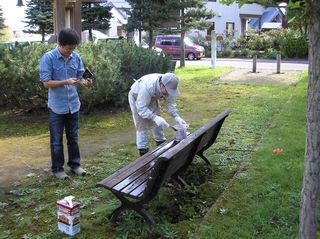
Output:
[155,35,205,60]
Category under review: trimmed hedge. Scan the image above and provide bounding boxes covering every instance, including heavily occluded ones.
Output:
[215,29,308,59]
[0,41,171,113]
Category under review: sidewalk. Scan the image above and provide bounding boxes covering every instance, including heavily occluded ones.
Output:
[175,57,306,85]
[177,57,308,71]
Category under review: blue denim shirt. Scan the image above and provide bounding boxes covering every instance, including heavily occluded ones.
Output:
[39,48,85,114]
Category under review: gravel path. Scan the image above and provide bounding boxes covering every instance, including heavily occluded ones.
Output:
[216,68,303,85]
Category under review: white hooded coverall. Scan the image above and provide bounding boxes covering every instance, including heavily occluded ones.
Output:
[128,73,179,149]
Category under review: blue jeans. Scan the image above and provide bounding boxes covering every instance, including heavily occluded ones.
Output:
[49,108,81,173]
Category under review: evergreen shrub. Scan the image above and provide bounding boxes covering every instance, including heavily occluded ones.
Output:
[0,41,170,112]
[280,36,308,58]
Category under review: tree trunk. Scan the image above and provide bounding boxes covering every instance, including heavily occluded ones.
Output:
[41,29,45,42]
[300,1,320,238]
[89,28,93,42]
[180,6,185,68]
[139,7,142,44]
[149,29,153,49]
[180,31,186,67]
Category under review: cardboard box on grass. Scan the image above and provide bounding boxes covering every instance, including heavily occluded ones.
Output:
[56,196,81,236]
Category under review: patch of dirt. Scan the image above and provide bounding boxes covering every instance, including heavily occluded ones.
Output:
[215,69,302,85]
[0,125,135,195]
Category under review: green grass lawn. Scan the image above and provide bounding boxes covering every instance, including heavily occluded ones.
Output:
[0,66,309,239]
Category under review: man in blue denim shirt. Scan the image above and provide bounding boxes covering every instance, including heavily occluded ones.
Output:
[39,28,92,179]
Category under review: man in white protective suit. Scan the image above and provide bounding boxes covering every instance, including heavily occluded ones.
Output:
[128,72,188,156]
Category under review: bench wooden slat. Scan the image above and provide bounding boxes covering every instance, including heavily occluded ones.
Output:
[120,172,150,196]
[112,161,155,191]
[196,110,230,154]
[98,141,175,189]
[112,161,154,194]
[160,136,203,182]
[130,180,149,198]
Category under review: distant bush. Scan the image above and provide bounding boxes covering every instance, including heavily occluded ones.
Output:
[280,36,308,58]
[0,41,171,113]
[215,29,308,59]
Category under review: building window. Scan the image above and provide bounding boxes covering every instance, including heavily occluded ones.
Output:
[160,40,172,46]
[226,22,235,37]
[117,26,125,37]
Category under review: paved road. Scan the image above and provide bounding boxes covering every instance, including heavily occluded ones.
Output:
[177,58,309,71]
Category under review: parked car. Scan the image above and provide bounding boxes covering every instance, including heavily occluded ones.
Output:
[155,35,205,60]
[96,36,124,44]
[81,30,124,44]
[0,40,43,49]
[140,40,163,54]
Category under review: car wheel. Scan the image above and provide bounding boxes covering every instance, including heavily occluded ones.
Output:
[187,53,196,60]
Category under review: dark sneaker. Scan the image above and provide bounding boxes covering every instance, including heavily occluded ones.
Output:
[71,167,86,176]
[54,171,69,180]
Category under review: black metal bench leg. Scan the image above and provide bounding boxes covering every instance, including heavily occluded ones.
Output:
[110,193,156,225]
[109,204,128,224]
[175,175,189,187]
[197,152,212,166]
[133,207,156,225]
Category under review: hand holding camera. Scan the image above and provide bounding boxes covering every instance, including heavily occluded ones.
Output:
[79,69,94,88]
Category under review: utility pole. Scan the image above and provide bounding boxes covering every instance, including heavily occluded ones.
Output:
[211,30,217,69]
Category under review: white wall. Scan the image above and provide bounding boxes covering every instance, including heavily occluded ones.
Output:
[203,2,265,39]
[107,5,140,42]
[106,7,127,37]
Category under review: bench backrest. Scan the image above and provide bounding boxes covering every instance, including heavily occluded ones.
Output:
[140,110,230,200]
[195,109,230,155]
[142,132,204,200]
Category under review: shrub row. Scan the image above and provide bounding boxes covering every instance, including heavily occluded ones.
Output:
[239,29,308,59]
[0,41,171,113]
[217,48,280,59]
[201,29,308,59]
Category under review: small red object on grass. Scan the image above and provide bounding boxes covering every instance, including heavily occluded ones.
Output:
[272,148,284,154]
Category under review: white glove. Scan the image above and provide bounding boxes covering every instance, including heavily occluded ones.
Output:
[175,116,189,128]
[153,116,170,128]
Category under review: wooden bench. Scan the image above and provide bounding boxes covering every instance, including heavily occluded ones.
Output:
[195,110,231,166]
[97,109,231,225]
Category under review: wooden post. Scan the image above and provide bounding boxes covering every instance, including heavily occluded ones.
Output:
[276,53,281,74]
[253,55,257,73]
[54,0,66,37]
[48,0,108,43]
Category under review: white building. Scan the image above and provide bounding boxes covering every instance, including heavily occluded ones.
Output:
[105,0,269,43]
[198,1,265,39]
[105,0,129,38]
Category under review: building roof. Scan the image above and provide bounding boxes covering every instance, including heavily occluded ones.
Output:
[82,0,108,3]
[108,0,131,9]
[249,7,283,29]
[106,0,131,19]
[261,22,282,29]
